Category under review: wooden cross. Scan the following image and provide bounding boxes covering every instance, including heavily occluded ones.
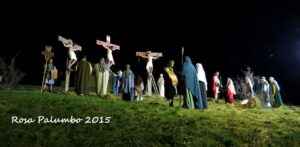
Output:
[58,35,82,51]
[41,45,54,92]
[41,45,54,60]
[136,51,163,96]
[58,35,81,92]
[136,51,163,59]
[96,35,120,50]
[96,35,120,65]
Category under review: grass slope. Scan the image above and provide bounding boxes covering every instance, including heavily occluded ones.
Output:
[0,88,300,146]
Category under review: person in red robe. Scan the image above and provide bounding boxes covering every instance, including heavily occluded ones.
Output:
[226,78,236,104]
[212,71,222,102]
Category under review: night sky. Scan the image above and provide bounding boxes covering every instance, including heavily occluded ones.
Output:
[1,2,300,104]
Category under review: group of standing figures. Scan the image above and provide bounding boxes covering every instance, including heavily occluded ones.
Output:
[212,71,283,107]
[42,35,284,109]
[43,54,284,109]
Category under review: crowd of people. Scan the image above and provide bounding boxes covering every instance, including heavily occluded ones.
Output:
[42,36,284,109]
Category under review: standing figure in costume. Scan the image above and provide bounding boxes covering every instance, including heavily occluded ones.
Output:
[110,65,119,94]
[94,58,110,96]
[117,70,123,94]
[212,71,222,102]
[134,75,144,101]
[122,64,135,101]
[43,59,57,92]
[157,73,165,97]
[163,60,178,107]
[74,55,92,95]
[245,76,254,98]
[261,77,271,107]
[59,36,82,71]
[269,77,283,107]
[196,63,208,108]
[181,56,203,109]
[226,78,236,105]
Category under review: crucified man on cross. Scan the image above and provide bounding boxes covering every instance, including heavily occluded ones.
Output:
[96,35,120,66]
[58,36,82,71]
[136,51,162,76]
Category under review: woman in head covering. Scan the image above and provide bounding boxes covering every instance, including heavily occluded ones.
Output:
[226,78,236,105]
[157,73,165,97]
[94,58,110,96]
[212,71,222,102]
[269,77,283,107]
[122,64,135,101]
[110,65,119,94]
[196,63,208,108]
[181,56,203,109]
[261,77,271,107]
[245,76,254,98]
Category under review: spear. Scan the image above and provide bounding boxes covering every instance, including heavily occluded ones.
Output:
[181,46,184,65]
[41,46,54,92]
[41,60,48,92]
[179,46,184,107]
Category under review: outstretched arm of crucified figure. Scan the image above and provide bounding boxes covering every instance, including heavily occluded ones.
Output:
[72,44,82,51]
[99,41,120,51]
[139,54,149,60]
[109,44,120,51]
[152,56,160,60]
[62,41,73,48]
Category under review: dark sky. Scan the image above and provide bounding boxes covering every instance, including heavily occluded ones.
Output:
[1,2,300,104]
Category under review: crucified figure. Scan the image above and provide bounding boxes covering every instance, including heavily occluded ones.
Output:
[58,36,82,71]
[96,35,120,66]
[137,51,162,76]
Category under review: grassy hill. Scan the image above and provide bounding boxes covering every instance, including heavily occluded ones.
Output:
[0,87,300,146]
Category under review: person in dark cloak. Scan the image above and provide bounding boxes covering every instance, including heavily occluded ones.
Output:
[74,55,92,95]
[269,77,283,107]
[196,63,208,109]
[163,60,178,107]
[181,56,203,109]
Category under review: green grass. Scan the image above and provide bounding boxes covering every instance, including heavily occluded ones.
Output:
[1,87,300,146]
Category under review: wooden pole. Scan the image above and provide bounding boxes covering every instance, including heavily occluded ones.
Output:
[41,45,54,93]
[41,59,48,92]
[179,46,184,107]
[58,36,80,93]
[65,59,70,92]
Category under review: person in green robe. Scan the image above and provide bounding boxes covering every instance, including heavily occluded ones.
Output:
[74,55,92,95]
[181,56,203,109]
[269,77,283,107]
[94,58,110,96]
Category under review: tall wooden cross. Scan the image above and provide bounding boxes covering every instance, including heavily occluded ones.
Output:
[96,35,120,65]
[58,35,82,92]
[41,45,54,92]
[136,51,163,96]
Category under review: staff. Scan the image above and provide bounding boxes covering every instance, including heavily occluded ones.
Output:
[179,46,184,107]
